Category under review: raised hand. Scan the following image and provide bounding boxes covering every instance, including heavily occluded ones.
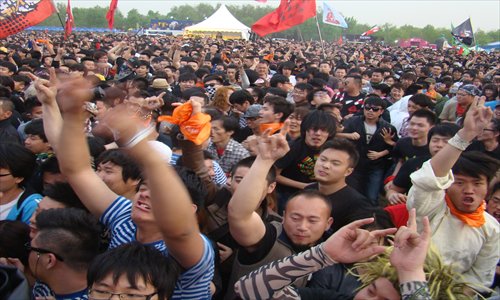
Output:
[390,208,430,279]
[323,218,396,264]
[247,121,290,161]
[34,67,57,105]
[56,78,93,115]
[380,127,395,145]
[461,96,493,141]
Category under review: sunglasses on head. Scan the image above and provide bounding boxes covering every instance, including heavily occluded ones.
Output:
[364,106,382,112]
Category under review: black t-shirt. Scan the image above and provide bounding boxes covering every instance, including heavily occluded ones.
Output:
[467,141,500,160]
[333,91,366,117]
[275,139,320,196]
[306,183,373,233]
[392,137,430,162]
[393,156,430,191]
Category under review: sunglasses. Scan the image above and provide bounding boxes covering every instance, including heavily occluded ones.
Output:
[364,106,382,112]
[25,242,65,261]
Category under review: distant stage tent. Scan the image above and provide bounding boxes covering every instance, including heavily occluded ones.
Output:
[184,4,250,40]
[398,38,430,48]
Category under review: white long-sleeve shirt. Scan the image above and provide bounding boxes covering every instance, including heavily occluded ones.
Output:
[407,160,499,289]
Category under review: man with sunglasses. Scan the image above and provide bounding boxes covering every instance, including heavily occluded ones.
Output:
[342,96,398,204]
[28,208,101,300]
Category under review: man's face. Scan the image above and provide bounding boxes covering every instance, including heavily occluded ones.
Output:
[283,196,332,247]
[179,80,195,92]
[487,190,500,222]
[14,81,26,92]
[139,54,150,62]
[0,168,19,193]
[29,197,67,239]
[256,63,268,78]
[282,68,292,77]
[187,61,199,71]
[24,134,50,154]
[226,68,237,81]
[371,72,383,84]
[259,102,279,124]
[476,121,498,142]
[447,174,488,213]
[243,58,253,68]
[334,68,346,79]
[363,104,384,122]
[304,128,329,149]
[90,273,157,300]
[432,66,442,76]
[230,166,274,201]
[96,161,137,197]
[354,278,401,300]
[292,88,307,105]
[462,73,473,82]
[407,116,433,140]
[210,120,233,144]
[29,106,44,120]
[0,66,12,76]
[456,91,474,106]
[83,60,96,71]
[428,134,450,157]
[452,70,462,80]
[319,63,331,74]
[314,149,353,185]
[131,183,156,224]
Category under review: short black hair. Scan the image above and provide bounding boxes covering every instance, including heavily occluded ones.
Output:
[286,190,332,216]
[87,242,179,300]
[452,151,500,182]
[231,156,276,185]
[36,208,101,272]
[270,74,289,87]
[229,90,254,105]
[96,149,141,182]
[213,115,239,133]
[178,72,197,83]
[428,123,460,143]
[364,96,386,109]
[0,220,30,266]
[263,95,294,122]
[0,142,36,185]
[266,87,288,98]
[43,182,87,211]
[321,138,359,168]
[24,119,47,142]
[409,94,434,109]
[408,109,437,126]
[300,110,337,139]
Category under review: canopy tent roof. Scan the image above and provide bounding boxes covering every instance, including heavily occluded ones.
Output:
[184,4,250,40]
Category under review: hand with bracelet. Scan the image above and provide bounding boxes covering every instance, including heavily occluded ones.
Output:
[102,104,154,148]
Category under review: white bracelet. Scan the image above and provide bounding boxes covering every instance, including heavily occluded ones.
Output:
[447,133,471,151]
[122,126,155,149]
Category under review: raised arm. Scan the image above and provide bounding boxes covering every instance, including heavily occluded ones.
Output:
[33,68,62,153]
[103,102,205,268]
[57,79,117,217]
[228,126,290,248]
[235,218,396,299]
[431,96,491,177]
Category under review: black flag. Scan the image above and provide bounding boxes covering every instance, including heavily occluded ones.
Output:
[451,18,475,46]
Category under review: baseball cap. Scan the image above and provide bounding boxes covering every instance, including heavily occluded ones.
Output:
[243,104,262,118]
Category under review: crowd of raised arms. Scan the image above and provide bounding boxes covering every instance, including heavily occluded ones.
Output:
[0,30,499,300]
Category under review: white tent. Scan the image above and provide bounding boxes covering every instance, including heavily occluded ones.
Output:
[184,4,250,40]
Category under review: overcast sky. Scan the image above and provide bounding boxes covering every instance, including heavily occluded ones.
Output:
[54,0,500,32]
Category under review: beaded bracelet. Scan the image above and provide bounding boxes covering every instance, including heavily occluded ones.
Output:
[447,133,471,151]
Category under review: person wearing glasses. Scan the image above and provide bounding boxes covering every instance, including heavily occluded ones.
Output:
[28,208,101,300]
[467,118,500,160]
[341,96,398,205]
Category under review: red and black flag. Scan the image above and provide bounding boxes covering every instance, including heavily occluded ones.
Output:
[451,18,475,47]
[64,0,74,39]
[0,0,56,39]
[252,0,317,37]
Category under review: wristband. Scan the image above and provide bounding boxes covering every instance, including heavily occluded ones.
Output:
[447,133,471,151]
[121,126,155,149]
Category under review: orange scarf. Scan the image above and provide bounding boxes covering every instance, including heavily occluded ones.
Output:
[444,193,486,227]
[259,122,283,135]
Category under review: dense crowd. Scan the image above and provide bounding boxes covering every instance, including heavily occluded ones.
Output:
[0,30,499,300]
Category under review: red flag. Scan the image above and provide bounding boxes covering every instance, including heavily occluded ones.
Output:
[337,35,343,45]
[361,25,380,36]
[0,0,55,39]
[252,0,317,37]
[106,0,119,29]
[64,0,75,39]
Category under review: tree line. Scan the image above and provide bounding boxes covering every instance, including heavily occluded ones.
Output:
[39,3,499,45]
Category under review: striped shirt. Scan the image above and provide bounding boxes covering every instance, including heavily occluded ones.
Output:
[100,197,214,300]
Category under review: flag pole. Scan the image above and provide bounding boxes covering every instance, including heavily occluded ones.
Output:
[469,17,478,50]
[51,1,66,31]
[314,15,326,59]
